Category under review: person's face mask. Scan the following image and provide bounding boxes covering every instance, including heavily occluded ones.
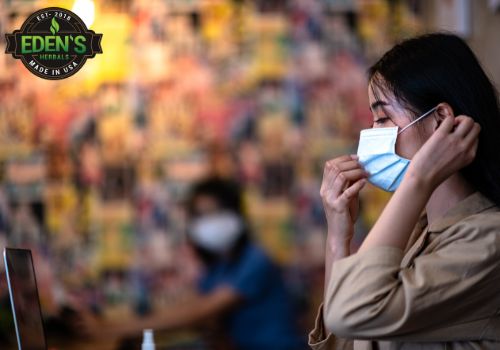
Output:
[188,211,243,254]
[357,105,438,192]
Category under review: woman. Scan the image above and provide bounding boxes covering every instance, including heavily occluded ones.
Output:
[310,33,500,349]
[183,176,305,350]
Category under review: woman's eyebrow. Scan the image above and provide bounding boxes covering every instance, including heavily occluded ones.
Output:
[370,100,389,112]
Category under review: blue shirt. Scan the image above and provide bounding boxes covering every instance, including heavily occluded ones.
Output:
[198,243,306,350]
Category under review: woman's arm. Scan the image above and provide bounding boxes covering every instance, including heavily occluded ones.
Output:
[357,174,430,253]
[309,155,368,349]
[81,286,240,339]
[319,155,368,296]
[125,286,239,336]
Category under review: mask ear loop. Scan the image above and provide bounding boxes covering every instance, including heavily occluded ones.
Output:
[398,106,439,135]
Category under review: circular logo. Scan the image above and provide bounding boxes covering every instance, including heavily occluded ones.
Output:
[5,7,103,80]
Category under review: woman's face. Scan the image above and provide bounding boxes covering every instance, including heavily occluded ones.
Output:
[192,194,220,217]
[188,194,244,256]
[368,82,434,159]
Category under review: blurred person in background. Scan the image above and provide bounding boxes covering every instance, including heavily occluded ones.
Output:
[79,176,306,350]
[310,33,500,349]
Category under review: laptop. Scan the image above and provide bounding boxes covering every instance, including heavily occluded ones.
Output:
[3,247,48,350]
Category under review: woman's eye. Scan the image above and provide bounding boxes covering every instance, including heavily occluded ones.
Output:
[374,117,390,125]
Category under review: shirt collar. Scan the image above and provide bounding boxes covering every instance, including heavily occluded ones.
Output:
[428,191,497,233]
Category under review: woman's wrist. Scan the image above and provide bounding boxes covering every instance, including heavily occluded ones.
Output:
[325,213,354,256]
[326,233,351,259]
[404,164,438,196]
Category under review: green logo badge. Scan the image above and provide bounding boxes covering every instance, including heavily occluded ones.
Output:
[5,7,103,80]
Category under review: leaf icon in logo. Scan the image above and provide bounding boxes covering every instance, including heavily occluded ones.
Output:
[50,17,60,35]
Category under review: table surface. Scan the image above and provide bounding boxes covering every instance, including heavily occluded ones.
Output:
[46,329,207,350]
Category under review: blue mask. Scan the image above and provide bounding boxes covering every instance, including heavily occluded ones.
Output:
[357,106,438,192]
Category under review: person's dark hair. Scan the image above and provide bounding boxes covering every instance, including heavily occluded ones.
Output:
[186,176,244,217]
[368,32,500,207]
[185,176,251,267]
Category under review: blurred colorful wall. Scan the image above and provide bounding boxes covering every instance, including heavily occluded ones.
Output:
[1,0,498,348]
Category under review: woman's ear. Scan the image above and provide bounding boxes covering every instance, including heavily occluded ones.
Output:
[434,103,455,130]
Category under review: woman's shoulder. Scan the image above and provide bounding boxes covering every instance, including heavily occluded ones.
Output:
[453,205,500,233]
[431,191,500,234]
[241,243,275,265]
[428,192,500,256]
[436,203,500,258]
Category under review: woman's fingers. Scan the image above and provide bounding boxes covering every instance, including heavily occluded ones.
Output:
[453,116,479,164]
[436,114,455,135]
[320,154,368,215]
[344,178,367,199]
[463,124,480,163]
[336,159,364,172]
[470,138,479,158]
[453,115,475,138]
[411,114,481,190]
[326,155,354,167]
[335,178,367,209]
[331,168,368,197]
[322,156,365,191]
[463,122,481,146]
[328,160,366,189]
[325,156,361,174]
[323,155,352,189]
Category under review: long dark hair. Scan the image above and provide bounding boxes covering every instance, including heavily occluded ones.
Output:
[185,176,251,267]
[368,32,500,207]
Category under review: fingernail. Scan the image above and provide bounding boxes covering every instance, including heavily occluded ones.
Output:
[351,154,359,159]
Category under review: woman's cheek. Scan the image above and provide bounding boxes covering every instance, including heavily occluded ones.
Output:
[396,133,420,160]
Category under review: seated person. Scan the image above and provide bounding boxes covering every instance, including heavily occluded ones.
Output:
[79,176,306,350]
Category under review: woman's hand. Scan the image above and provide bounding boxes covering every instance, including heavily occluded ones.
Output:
[320,154,368,290]
[320,154,368,244]
[71,309,139,339]
[406,114,480,192]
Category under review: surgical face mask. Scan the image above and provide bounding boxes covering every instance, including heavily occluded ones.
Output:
[357,106,438,192]
[188,211,243,254]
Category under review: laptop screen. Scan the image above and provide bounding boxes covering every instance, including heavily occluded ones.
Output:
[4,248,47,350]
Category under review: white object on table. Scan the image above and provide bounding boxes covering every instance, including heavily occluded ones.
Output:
[142,329,155,350]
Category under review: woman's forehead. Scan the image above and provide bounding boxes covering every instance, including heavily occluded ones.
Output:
[194,195,219,213]
[368,82,404,113]
[368,80,389,104]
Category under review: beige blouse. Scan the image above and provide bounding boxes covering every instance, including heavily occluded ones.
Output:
[309,191,500,349]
